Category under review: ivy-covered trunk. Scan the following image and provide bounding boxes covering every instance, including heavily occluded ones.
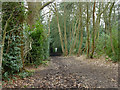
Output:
[2,2,25,79]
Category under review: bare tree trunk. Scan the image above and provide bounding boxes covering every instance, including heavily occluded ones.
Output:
[0,2,1,87]
[64,3,68,56]
[72,20,80,53]
[91,2,96,58]
[71,19,75,40]
[69,23,72,44]
[27,1,54,29]
[47,11,51,37]
[86,3,90,58]
[95,3,101,41]
[77,4,83,56]
[83,40,88,53]
[104,22,107,49]
[56,16,65,53]
[27,2,40,29]
[103,10,108,50]
[54,3,65,53]
[69,19,79,55]
[69,17,76,54]
[109,3,115,54]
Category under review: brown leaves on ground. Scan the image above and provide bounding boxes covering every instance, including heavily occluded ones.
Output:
[3,55,118,88]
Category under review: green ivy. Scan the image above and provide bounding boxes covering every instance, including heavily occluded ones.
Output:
[2,2,25,80]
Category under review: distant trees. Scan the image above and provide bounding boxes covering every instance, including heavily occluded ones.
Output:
[48,2,118,61]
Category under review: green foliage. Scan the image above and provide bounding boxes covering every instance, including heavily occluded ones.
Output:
[2,2,25,79]
[25,20,49,66]
[18,70,33,79]
[95,22,118,62]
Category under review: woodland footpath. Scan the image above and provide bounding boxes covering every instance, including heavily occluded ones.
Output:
[1,1,119,89]
[3,56,118,88]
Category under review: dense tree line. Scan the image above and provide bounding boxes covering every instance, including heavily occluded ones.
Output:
[49,2,118,61]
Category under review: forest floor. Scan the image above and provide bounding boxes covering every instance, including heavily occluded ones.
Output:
[3,55,118,88]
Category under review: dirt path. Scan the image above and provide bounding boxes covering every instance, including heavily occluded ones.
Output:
[4,56,118,88]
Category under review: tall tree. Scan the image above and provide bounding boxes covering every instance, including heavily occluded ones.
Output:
[77,3,83,56]
[86,2,90,58]
[103,5,109,50]
[0,2,1,67]
[27,2,41,29]
[109,2,115,54]
[64,3,68,56]
[69,18,79,55]
[54,3,65,53]
[91,2,96,58]
[26,1,54,29]
[95,3,109,42]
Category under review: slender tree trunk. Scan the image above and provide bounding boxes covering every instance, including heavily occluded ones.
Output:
[96,18,100,41]
[69,23,72,44]
[109,3,115,54]
[0,2,1,87]
[69,19,79,55]
[103,10,108,50]
[71,19,75,40]
[64,3,68,56]
[83,40,88,53]
[104,22,107,49]
[57,15,65,53]
[69,17,76,54]
[54,3,65,53]
[95,3,101,41]
[77,4,83,56]
[47,11,51,37]
[86,3,90,58]
[90,2,96,58]
[73,7,82,53]
[72,19,80,53]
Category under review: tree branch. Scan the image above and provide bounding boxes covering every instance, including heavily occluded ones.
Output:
[39,0,55,11]
[97,2,110,17]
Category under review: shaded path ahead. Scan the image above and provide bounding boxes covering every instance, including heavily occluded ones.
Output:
[4,56,118,88]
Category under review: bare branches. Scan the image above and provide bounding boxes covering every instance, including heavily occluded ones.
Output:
[97,2,110,17]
